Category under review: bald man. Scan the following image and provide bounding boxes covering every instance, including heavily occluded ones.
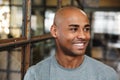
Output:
[24,6,118,80]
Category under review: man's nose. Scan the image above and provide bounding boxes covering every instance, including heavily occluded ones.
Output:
[77,30,86,39]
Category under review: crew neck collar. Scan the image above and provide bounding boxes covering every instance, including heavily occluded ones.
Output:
[52,55,87,71]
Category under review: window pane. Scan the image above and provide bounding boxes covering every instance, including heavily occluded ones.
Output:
[32,0,43,6]
[10,48,21,71]
[0,6,10,39]
[0,0,9,5]
[31,9,44,36]
[10,6,23,38]
[10,73,21,80]
[46,0,57,6]
[31,39,55,65]
[0,51,7,70]
[11,0,22,5]
[44,10,55,33]
[0,47,22,80]
[92,11,120,34]
[46,0,71,6]
[0,1,23,39]
[31,9,56,36]
[0,72,7,80]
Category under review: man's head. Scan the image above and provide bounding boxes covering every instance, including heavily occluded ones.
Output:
[50,6,90,56]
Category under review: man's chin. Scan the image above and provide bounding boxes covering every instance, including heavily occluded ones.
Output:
[74,50,86,56]
[68,51,85,57]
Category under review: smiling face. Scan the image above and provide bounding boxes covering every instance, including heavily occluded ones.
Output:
[51,7,90,57]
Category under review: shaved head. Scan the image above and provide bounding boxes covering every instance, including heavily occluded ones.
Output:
[53,6,88,27]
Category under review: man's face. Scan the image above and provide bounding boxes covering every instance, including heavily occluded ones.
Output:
[52,10,90,56]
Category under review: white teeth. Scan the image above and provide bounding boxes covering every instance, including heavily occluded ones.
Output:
[74,43,84,46]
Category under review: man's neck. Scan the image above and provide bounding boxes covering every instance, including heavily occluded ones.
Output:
[55,54,84,69]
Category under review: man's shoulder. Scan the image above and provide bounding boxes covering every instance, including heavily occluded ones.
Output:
[85,55,115,72]
[24,56,54,80]
[36,56,52,66]
[87,56,118,80]
[28,56,53,73]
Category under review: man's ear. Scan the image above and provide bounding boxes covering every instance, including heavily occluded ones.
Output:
[50,25,57,38]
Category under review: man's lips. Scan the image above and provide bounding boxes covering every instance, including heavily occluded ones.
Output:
[74,43,84,46]
[73,43,86,49]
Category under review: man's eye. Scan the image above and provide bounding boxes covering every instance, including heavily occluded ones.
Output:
[70,28,78,32]
[84,27,91,32]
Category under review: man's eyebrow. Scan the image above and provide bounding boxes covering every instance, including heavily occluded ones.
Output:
[69,24,90,27]
[85,24,91,27]
[68,24,79,27]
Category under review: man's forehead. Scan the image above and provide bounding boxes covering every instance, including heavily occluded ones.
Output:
[56,7,82,15]
[54,6,88,26]
[55,7,87,20]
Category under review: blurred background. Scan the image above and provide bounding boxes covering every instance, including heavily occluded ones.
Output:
[0,0,120,80]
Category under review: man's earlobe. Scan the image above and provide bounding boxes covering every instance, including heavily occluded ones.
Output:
[50,25,57,38]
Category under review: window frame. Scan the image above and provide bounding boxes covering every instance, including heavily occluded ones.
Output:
[0,0,52,79]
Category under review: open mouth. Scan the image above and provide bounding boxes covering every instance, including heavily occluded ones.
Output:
[73,42,86,49]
